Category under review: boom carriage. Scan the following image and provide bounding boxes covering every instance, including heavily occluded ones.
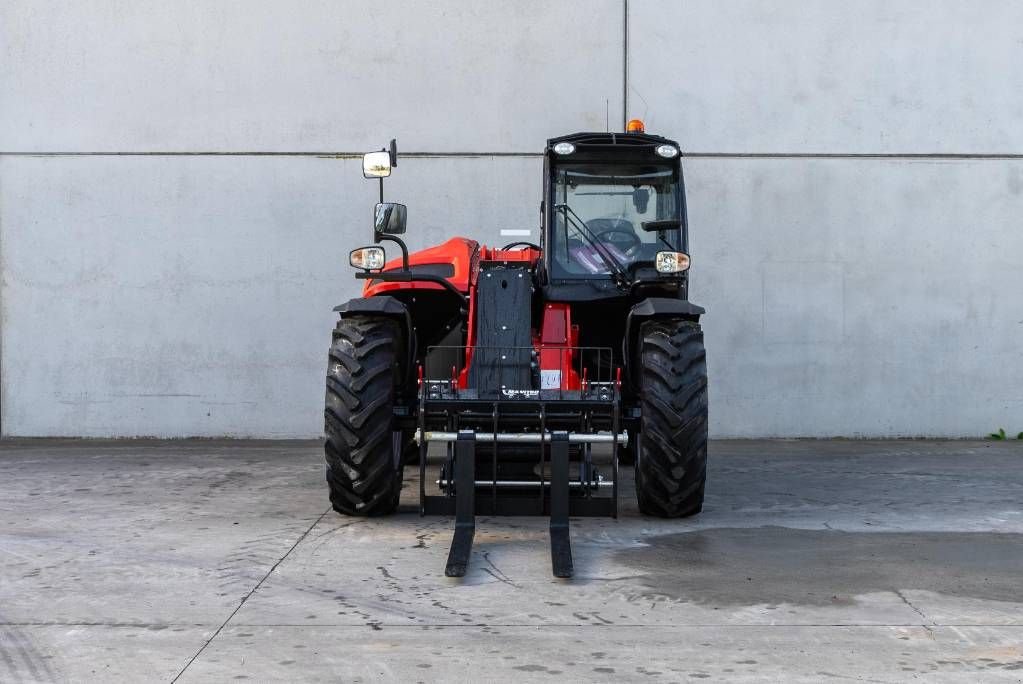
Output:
[326,124,708,577]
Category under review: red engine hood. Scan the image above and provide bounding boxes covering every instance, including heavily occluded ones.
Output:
[362,237,540,297]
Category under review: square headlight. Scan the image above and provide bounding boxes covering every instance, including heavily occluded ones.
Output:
[350,246,385,271]
[655,251,691,274]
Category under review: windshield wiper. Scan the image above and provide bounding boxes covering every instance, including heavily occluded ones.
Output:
[553,204,631,288]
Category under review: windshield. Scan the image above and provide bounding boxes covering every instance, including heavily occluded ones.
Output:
[550,164,682,279]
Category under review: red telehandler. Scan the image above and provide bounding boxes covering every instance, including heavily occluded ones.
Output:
[326,123,707,577]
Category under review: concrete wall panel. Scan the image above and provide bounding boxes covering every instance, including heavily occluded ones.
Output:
[0,155,539,436]
[1,1,622,153]
[628,0,1023,153]
[4,154,1020,437]
[687,157,1023,436]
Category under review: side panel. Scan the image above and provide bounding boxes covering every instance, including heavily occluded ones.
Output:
[536,303,581,391]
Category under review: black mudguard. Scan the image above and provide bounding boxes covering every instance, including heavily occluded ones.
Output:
[334,295,415,385]
[623,297,705,388]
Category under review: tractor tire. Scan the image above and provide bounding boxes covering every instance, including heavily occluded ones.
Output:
[324,315,405,516]
[634,318,708,518]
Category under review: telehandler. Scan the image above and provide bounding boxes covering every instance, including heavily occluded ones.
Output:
[326,121,707,577]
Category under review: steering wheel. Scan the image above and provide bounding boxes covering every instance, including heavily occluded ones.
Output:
[594,227,641,250]
[502,241,541,250]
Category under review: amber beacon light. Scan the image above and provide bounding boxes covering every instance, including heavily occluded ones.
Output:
[626,118,645,133]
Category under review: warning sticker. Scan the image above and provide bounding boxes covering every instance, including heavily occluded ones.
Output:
[540,370,562,390]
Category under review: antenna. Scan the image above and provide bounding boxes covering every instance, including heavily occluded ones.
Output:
[605,99,610,132]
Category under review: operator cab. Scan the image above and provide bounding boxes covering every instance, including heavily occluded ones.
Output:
[540,126,690,302]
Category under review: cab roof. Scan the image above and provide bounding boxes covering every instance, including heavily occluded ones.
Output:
[545,131,681,162]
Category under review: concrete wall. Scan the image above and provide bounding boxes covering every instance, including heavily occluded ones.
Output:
[2,1,1021,437]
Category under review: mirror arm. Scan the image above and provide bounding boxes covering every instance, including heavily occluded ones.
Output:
[376,233,410,271]
[377,144,388,203]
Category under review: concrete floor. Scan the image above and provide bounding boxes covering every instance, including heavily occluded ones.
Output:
[1,440,1021,682]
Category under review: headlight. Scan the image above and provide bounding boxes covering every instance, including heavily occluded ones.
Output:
[655,251,690,273]
[553,142,575,155]
[350,246,385,270]
[655,144,679,158]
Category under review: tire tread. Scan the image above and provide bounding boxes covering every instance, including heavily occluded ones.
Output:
[324,316,404,516]
[635,318,709,518]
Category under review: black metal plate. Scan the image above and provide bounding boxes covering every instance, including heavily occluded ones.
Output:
[470,263,533,395]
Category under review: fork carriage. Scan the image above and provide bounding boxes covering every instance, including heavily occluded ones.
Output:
[416,345,623,577]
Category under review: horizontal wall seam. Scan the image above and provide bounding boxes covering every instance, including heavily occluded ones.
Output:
[686,152,1023,160]
[0,151,540,158]
[3,151,1023,160]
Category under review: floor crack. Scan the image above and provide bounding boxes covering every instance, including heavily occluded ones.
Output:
[169,508,331,682]
[894,589,935,637]
[481,551,518,588]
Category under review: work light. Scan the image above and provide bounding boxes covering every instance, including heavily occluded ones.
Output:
[553,142,575,155]
[655,144,679,158]
[655,251,690,273]
[350,246,385,271]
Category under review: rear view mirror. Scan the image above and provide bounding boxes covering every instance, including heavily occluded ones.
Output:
[374,202,407,235]
[363,151,392,178]
[641,219,682,232]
